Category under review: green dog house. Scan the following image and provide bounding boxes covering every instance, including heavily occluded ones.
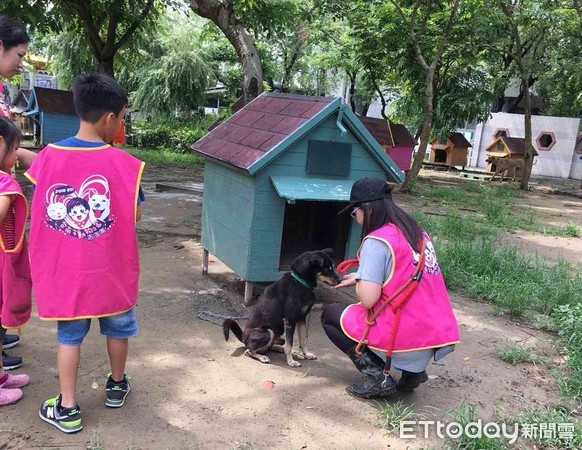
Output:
[192,93,403,303]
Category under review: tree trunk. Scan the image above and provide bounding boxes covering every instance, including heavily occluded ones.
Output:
[190,1,263,104]
[347,72,357,111]
[400,72,435,192]
[520,77,534,189]
[99,56,115,78]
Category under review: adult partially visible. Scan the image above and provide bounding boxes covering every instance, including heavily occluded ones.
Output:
[0,15,36,168]
[0,15,36,372]
[322,178,460,399]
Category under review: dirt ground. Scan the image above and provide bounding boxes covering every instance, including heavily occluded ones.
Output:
[2,168,581,450]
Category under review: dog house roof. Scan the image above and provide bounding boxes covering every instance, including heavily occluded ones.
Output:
[31,87,76,115]
[192,92,403,181]
[358,116,416,148]
[487,137,539,157]
[448,132,472,148]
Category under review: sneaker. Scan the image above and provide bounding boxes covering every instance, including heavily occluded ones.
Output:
[2,352,22,371]
[2,334,20,350]
[105,373,131,408]
[39,394,82,433]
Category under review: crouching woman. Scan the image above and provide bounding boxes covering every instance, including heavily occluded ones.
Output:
[322,177,460,399]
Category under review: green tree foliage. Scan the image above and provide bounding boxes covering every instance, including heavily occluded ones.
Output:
[129,12,212,117]
[534,2,582,117]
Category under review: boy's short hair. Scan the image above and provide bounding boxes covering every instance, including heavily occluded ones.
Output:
[73,74,128,123]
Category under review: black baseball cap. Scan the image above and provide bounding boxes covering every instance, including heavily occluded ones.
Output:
[338,177,392,215]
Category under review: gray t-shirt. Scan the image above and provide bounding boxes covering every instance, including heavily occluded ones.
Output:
[356,238,393,284]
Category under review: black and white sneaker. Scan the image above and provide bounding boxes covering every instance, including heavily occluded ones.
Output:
[2,334,20,350]
[105,373,131,408]
[2,352,22,370]
[39,394,82,433]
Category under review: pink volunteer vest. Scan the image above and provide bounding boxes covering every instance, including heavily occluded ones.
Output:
[0,172,32,328]
[340,224,460,352]
[26,143,145,320]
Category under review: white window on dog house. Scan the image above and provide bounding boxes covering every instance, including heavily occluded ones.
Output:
[536,132,556,151]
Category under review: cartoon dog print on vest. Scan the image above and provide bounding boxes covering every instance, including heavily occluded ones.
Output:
[43,175,114,240]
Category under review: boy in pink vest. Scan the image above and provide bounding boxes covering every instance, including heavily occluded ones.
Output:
[25,74,145,433]
[322,178,460,399]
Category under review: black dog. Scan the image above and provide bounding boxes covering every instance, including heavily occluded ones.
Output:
[223,249,341,367]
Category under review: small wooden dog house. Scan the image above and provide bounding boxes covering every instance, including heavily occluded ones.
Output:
[485,136,538,172]
[192,92,403,302]
[22,87,78,146]
[429,132,472,167]
[359,116,416,171]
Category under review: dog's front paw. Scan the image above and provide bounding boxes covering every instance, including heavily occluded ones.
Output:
[293,351,317,360]
[287,360,302,368]
[244,349,271,364]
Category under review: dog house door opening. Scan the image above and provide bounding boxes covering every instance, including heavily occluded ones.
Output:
[434,149,447,163]
[279,200,350,271]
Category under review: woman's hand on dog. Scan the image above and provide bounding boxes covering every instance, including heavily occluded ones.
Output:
[332,273,357,289]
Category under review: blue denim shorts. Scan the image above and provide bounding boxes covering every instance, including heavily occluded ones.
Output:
[57,308,138,345]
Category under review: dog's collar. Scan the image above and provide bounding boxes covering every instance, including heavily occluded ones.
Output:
[291,271,315,290]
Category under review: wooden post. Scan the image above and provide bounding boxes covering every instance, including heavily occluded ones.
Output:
[202,248,209,275]
[244,281,254,306]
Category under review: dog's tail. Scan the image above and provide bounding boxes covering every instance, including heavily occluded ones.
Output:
[223,319,244,343]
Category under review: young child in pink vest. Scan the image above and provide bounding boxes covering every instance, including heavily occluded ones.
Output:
[25,75,145,433]
[0,116,32,406]
[322,177,460,398]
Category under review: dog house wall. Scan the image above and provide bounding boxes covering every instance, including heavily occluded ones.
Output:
[24,87,79,146]
[247,114,388,282]
[429,133,472,167]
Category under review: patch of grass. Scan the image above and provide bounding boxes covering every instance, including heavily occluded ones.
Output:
[497,345,537,365]
[545,220,580,238]
[414,211,494,242]
[429,237,582,317]
[445,404,511,450]
[376,400,419,436]
[553,304,582,399]
[230,437,253,450]
[122,146,204,167]
[87,428,105,450]
[417,186,470,204]
[519,407,582,449]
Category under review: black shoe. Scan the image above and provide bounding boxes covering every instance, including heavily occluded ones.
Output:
[39,394,82,434]
[105,373,131,408]
[2,351,22,370]
[345,346,396,398]
[397,370,429,392]
[2,334,20,350]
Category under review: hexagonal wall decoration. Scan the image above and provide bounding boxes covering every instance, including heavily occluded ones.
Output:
[493,128,510,140]
[536,131,556,151]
